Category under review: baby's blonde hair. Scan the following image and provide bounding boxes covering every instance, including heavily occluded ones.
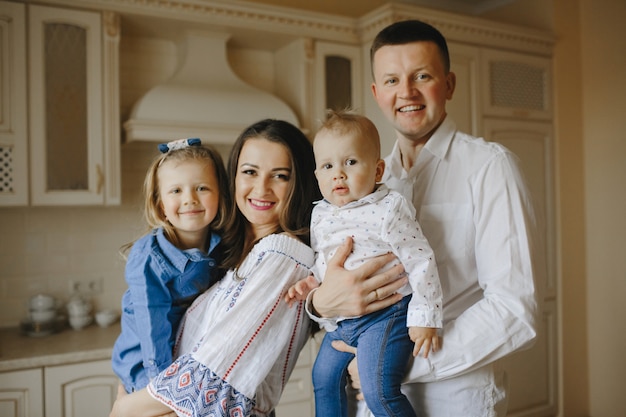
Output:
[316,108,381,159]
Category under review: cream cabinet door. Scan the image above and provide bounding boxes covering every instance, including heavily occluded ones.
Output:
[44,359,118,417]
[275,336,320,417]
[28,5,121,206]
[0,368,44,417]
[0,1,28,206]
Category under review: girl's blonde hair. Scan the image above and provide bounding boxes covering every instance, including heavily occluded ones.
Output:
[122,144,230,255]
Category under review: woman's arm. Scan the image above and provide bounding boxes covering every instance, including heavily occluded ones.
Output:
[109,388,176,417]
[310,237,408,318]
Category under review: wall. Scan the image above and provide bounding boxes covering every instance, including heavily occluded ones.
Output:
[578,0,626,415]
[553,1,589,415]
[0,142,152,327]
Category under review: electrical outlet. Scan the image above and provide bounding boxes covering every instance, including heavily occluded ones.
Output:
[68,277,103,295]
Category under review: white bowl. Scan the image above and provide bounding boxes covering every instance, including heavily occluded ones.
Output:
[29,294,56,311]
[29,308,56,323]
[95,310,119,328]
[67,301,91,316]
[69,314,92,330]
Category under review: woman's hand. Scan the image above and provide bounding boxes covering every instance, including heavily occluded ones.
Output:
[109,388,176,417]
[311,237,407,318]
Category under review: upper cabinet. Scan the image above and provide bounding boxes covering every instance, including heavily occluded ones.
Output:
[0,1,28,206]
[313,41,363,129]
[481,49,552,120]
[0,1,120,206]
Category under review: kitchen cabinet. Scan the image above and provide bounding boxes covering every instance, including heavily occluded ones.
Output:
[447,45,556,417]
[0,360,117,417]
[0,1,120,206]
[28,4,121,205]
[0,1,28,206]
[0,368,44,417]
[44,359,118,417]
[275,337,319,417]
[313,41,363,128]
[480,48,552,121]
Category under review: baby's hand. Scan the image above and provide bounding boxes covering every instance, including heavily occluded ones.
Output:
[408,326,440,358]
[285,275,319,307]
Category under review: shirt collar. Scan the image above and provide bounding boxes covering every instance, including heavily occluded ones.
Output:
[316,184,390,209]
[423,116,456,161]
[385,116,457,178]
[155,227,220,271]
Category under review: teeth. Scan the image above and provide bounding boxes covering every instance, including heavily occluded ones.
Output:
[251,200,272,207]
[399,105,424,112]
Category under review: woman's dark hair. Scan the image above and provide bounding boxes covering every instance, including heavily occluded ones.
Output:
[220,119,320,270]
[370,19,451,75]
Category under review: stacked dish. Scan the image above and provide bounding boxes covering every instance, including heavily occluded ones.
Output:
[66,296,93,330]
[21,294,64,337]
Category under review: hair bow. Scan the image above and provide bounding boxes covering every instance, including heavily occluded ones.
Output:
[158,138,201,153]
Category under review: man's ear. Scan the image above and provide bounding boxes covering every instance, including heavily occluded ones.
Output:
[446,71,456,100]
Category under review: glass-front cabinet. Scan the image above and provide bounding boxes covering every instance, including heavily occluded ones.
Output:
[0,2,120,206]
[29,5,120,205]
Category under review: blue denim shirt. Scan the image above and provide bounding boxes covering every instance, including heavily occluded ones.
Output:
[111,227,223,393]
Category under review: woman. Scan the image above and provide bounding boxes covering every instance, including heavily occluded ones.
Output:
[109,119,320,417]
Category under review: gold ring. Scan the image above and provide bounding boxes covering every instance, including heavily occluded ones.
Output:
[374,289,381,300]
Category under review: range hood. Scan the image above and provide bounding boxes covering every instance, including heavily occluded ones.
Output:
[124,31,299,143]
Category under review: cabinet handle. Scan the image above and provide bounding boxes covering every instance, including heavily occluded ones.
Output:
[96,164,104,194]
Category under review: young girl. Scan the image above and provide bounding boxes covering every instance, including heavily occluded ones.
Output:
[111,138,230,394]
[109,119,320,417]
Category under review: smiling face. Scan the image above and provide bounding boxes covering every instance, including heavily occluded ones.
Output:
[371,41,455,145]
[158,158,220,249]
[314,129,384,207]
[235,137,292,240]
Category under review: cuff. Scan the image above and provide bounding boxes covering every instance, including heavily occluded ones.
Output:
[305,288,339,332]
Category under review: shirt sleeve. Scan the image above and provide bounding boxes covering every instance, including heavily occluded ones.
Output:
[153,234,313,415]
[125,241,176,381]
[406,151,539,383]
[383,194,443,328]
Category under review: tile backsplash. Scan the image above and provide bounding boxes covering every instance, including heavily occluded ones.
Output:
[0,142,172,327]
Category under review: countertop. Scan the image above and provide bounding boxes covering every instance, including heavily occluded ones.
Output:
[0,322,120,372]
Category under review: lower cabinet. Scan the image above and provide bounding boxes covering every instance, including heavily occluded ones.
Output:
[0,368,44,417]
[275,335,320,417]
[44,360,118,417]
[0,340,317,417]
[0,359,118,417]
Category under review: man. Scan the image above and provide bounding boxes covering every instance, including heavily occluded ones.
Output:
[308,19,539,416]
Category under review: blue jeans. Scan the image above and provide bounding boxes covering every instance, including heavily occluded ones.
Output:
[312,296,416,417]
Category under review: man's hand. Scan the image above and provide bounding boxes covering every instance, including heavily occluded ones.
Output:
[311,237,407,318]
